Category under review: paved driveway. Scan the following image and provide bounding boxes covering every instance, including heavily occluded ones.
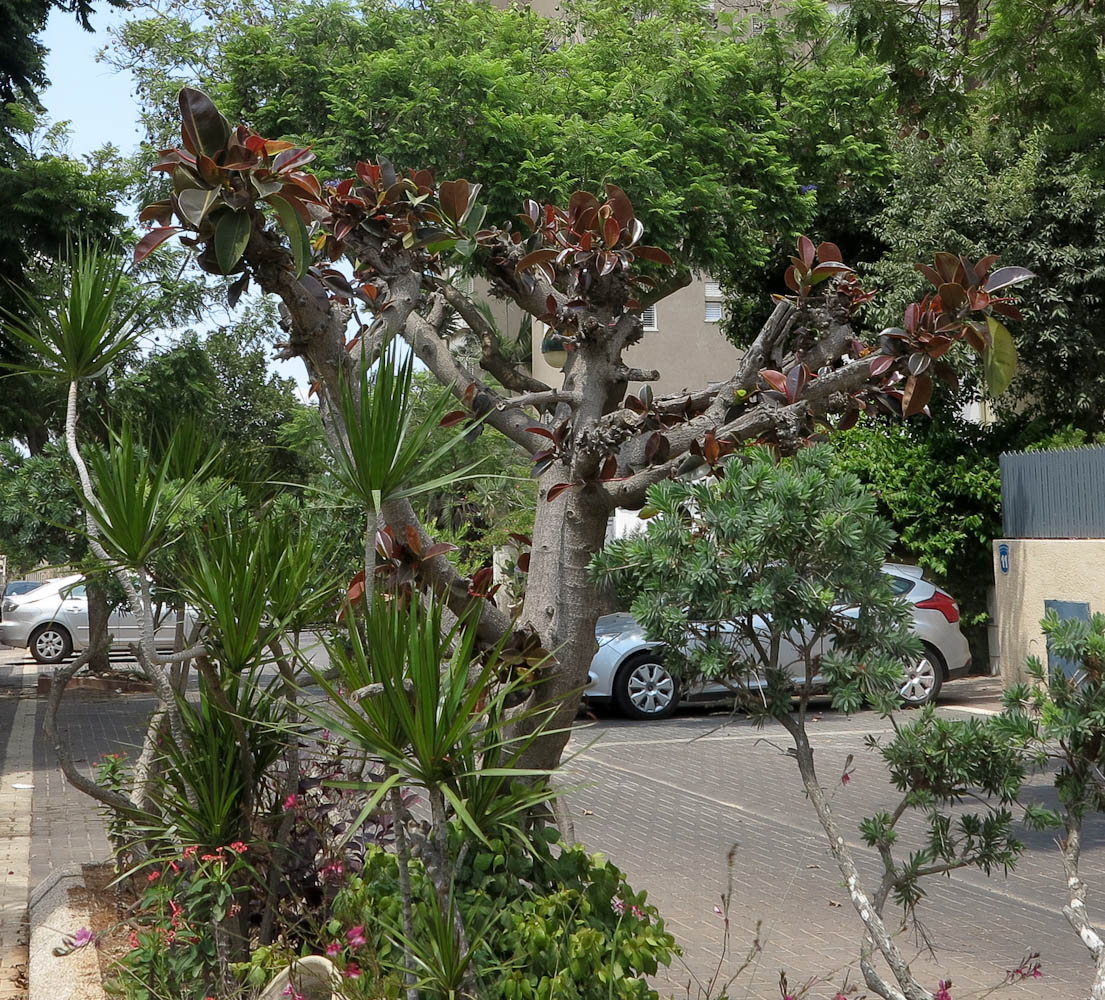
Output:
[567,682,1092,997]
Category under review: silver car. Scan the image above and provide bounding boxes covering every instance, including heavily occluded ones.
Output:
[0,575,185,664]
[585,564,972,719]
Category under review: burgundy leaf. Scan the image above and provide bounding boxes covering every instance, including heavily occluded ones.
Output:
[133,226,181,264]
[546,482,576,502]
[440,410,468,428]
[798,235,816,269]
[869,355,896,378]
[902,374,933,418]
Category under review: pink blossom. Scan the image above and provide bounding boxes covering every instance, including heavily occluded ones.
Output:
[281,986,305,1000]
[183,845,198,859]
[344,963,361,980]
[346,925,366,948]
[71,927,94,949]
[935,980,952,1000]
[325,941,341,957]
[228,841,248,854]
[284,794,298,809]
[147,870,161,883]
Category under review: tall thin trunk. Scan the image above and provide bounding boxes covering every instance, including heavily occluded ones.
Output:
[1060,812,1105,999]
[778,714,930,1000]
[388,772,419,1000]
[85,581,111,674]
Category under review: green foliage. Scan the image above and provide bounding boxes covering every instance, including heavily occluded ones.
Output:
[1,240,142,381]
[999,610,1105,819]
[308,595,555,843]
[866,708,1030,908]
[324,838,675,1000]
[865,125,1105,429]
[329,338,485,516]
[83,424,217,568]
[591,445,918,719]
[113,0,812,287]
[0,440,83,570]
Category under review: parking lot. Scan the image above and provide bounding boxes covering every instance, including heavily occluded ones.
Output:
[569,681,1095,997]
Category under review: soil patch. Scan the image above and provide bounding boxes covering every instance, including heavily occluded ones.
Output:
[67,864,139,993]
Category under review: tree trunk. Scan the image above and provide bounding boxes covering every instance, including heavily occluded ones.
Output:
[85,581,111,674]
[780,716,930,1000]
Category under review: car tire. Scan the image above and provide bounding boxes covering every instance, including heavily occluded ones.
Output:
[29,623,72,664]
[613,653,680,720]
[900,644,944,707]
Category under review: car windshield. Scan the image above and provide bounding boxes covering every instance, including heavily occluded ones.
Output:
[4,581,43,597]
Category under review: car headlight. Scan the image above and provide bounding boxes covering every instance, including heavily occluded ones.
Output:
[1,598,13,614]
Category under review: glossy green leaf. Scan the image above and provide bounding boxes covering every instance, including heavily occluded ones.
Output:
[983,315,1017,396]
[213,210,252,274]
[267,194,310,278]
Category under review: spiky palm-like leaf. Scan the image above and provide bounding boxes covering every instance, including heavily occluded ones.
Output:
[1,242,144,381]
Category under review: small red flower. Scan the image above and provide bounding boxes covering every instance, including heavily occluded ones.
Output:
[147,869,161,882]
[325,941,341,957]
[183,845,198,859]
[284,793,298,809]
[344,963,361,980]
[228,841,248,854]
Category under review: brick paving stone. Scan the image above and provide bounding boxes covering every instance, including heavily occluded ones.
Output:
[568,701,1098,997]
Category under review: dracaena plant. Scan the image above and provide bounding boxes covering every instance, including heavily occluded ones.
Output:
[306,593,557,997]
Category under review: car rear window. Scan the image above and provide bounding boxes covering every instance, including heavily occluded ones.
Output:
[886,574,914,596]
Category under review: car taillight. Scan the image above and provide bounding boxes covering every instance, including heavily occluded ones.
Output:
[915,591,959,624]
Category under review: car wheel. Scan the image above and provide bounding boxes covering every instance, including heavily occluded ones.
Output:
[900,645,944,707]
[613,653,680,720]
[29,623,72,664]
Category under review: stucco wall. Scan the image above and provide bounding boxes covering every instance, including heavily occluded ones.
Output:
[991,538,1105,685]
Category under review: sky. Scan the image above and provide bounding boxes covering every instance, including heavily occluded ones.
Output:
[39,6,314,396]
[41,7,140,160]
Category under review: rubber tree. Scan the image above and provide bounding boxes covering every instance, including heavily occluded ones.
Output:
[136,88,1033,771]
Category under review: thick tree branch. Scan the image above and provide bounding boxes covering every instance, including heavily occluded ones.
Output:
[380,497,514,648]
[497,388,581,412]
[403,304,550,453]
[436,279,551,394]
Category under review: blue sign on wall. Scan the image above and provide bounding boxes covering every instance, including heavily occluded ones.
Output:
[999,543,1010,575]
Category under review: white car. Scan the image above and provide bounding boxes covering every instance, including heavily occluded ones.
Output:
[585,564,972,719]
[0,575,186,664]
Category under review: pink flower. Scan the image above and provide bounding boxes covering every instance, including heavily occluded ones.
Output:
[284,794,298,810]
[281,986,304,1000]
[183,845,198,859]
[346,925,366,948]
[129,931,139,949]
[228,841,248,854]
[344,963,361,980]
[169,861,180,874]
[935,980,952,1000]
[325,941,341,957]
[71,927,94,949]
[147,870,161,883]
[841,771,851,785]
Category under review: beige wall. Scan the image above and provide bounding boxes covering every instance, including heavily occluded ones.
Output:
[529,276,744,397]
[991,538,1105,686]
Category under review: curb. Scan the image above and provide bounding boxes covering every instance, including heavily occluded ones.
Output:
[28,866,106,1000]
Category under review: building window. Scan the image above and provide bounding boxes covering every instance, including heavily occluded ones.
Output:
[641,304,657,330]
[749,14,764,34]
[704,278,724,323]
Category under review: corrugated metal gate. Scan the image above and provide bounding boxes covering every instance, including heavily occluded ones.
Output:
[1000,445,1105,539]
